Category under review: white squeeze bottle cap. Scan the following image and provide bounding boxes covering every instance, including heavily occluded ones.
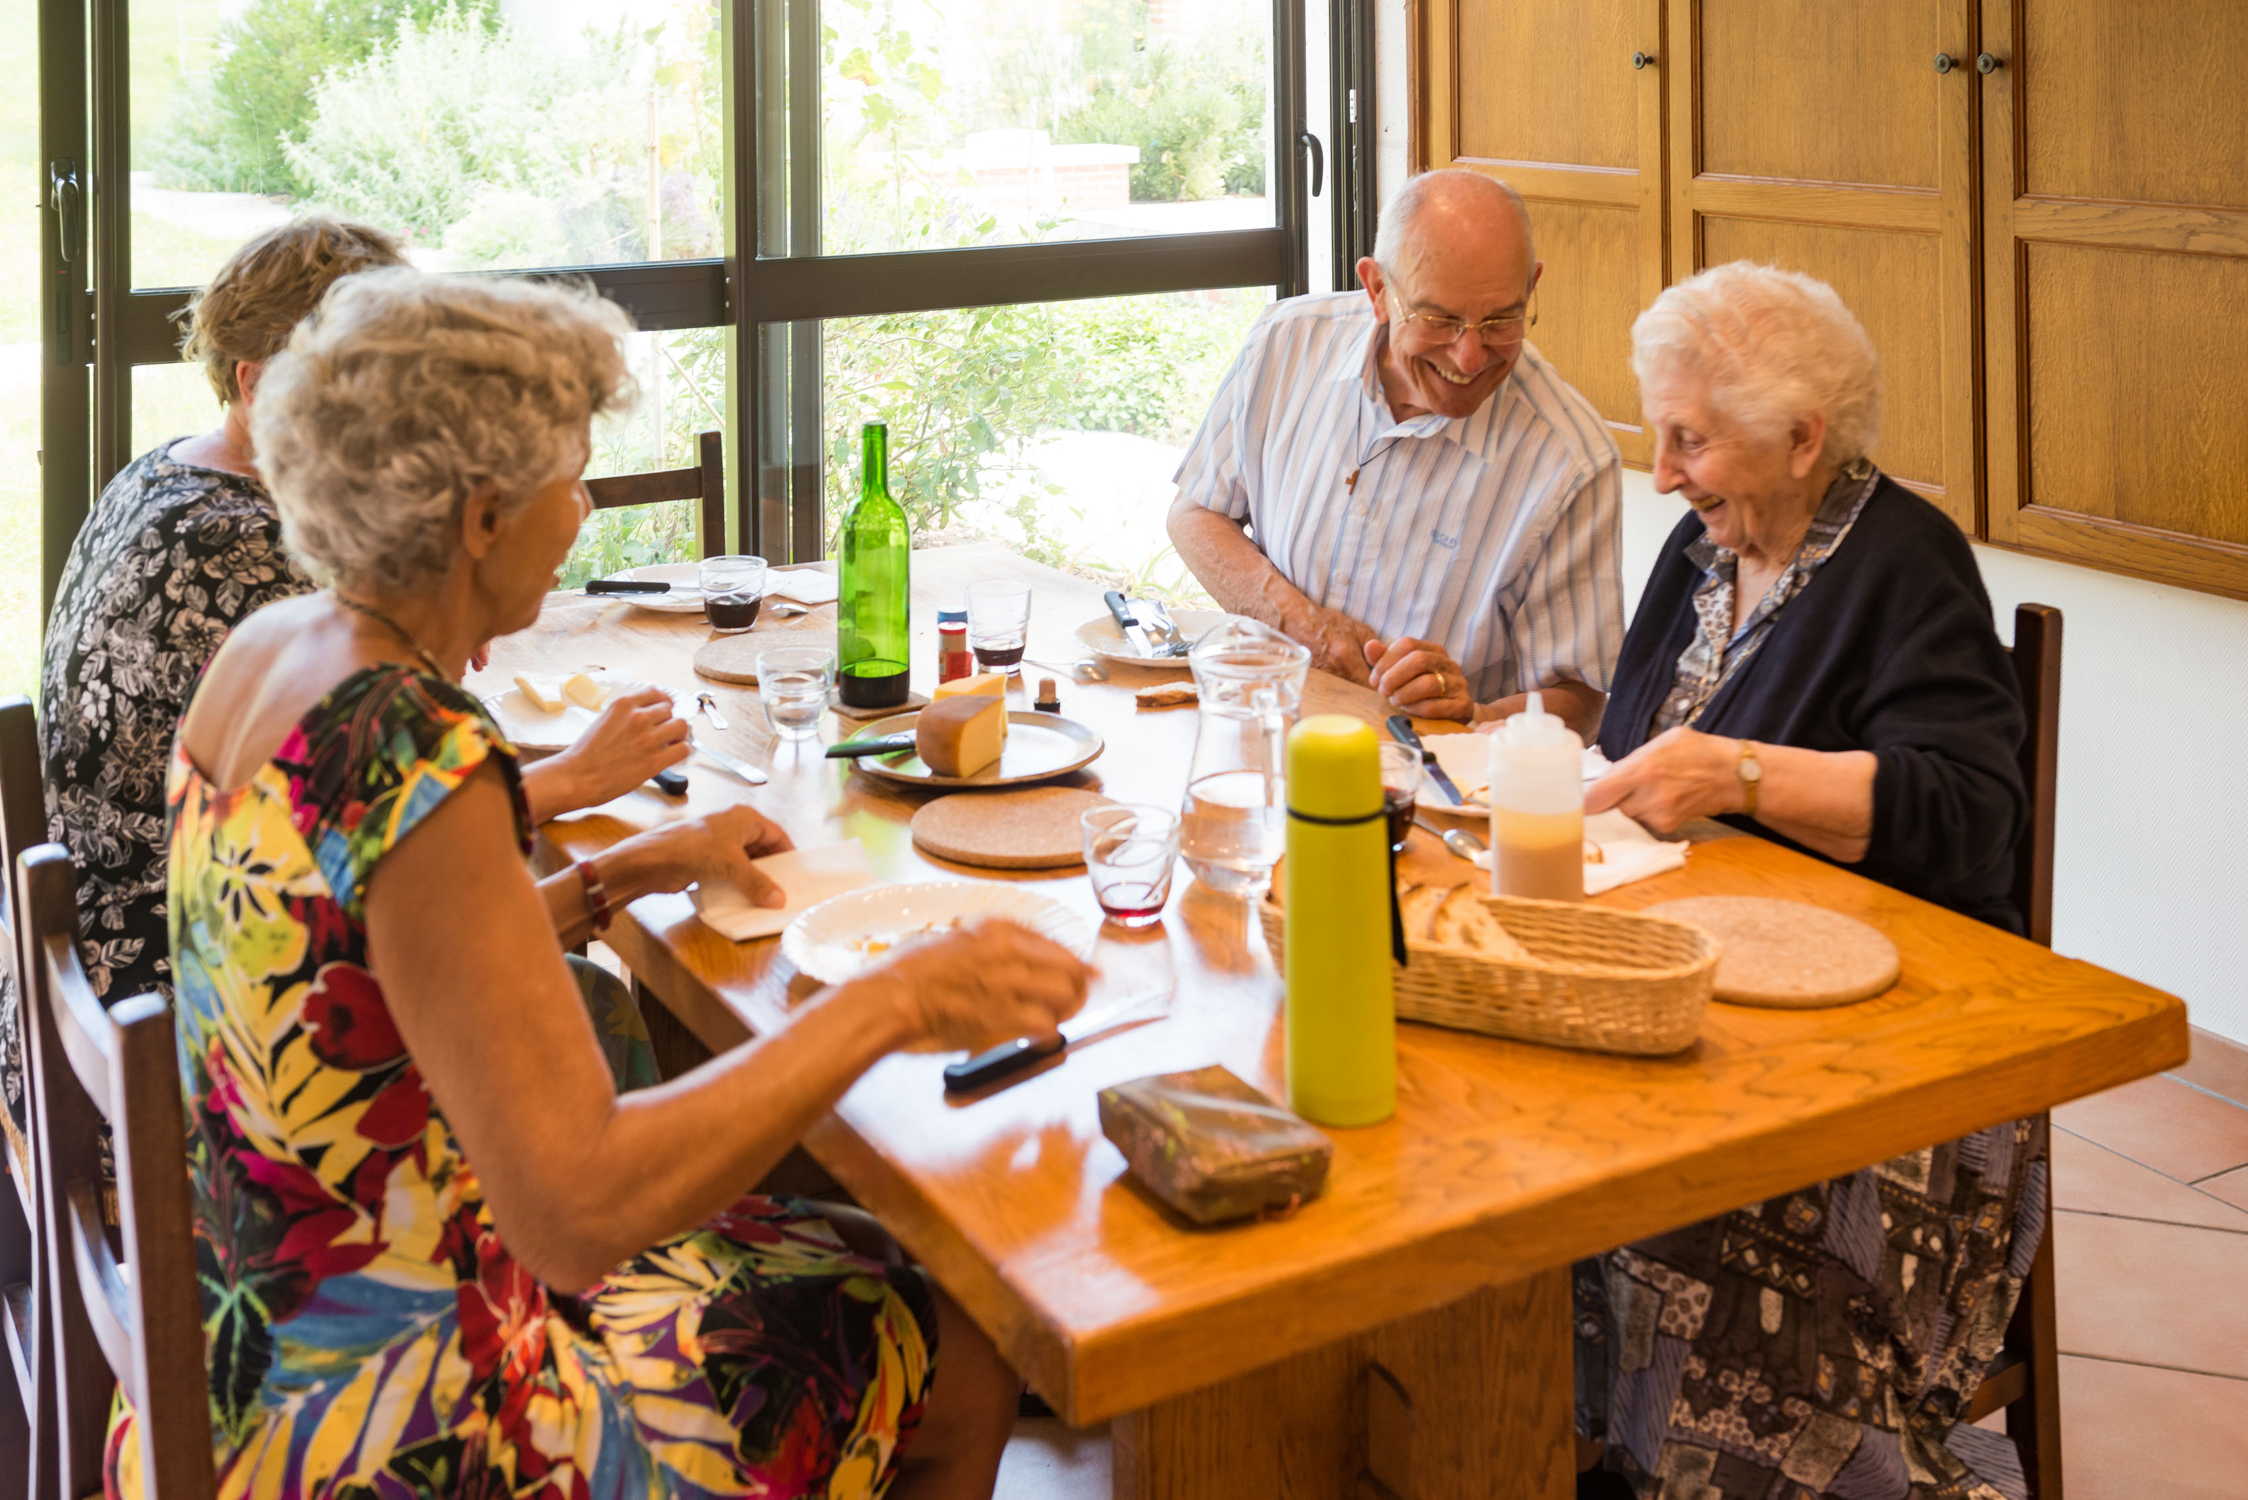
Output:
[1487,691,1587,899]
[1496,690,1577,752]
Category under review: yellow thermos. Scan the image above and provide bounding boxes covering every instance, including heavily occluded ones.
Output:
[1283,715,1397,1127]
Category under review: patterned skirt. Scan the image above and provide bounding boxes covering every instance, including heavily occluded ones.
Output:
[1576,1115,2049,1500]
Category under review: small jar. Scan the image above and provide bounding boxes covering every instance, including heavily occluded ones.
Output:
[936,608,972,684]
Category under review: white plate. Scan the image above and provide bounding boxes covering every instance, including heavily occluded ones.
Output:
[1072,608,1226,669]
[1414,737,1613,817]
[587,561,840,614]
[484,674,674,754]
[845,710,1103,788]
[781,880,1095,986]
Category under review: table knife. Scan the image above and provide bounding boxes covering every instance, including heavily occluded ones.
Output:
[942,989,1169,1094]
[690,734,768,786]
[586,578,672,595]
[825,732,917,759]
[1387,714,1463,805]
[1103,589,1156,657]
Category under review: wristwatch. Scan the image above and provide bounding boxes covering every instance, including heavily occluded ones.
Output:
[1735,739,1763,817]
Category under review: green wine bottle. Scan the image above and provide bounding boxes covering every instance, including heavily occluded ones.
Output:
[837,422,911,709]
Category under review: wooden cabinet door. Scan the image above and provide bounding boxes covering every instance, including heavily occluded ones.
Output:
[1665,0,1980,529]
[1980,0,2248,599]
[1415,0,1667,464]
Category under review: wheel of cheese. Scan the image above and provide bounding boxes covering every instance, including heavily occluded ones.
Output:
[911,788,1114,870]
[1640,896,1900,1008]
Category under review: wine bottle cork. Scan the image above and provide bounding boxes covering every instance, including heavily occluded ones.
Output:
[1034,676,1060,714]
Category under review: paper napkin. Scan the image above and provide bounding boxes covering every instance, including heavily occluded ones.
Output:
[692,842,875,941]
[767,566,840,606]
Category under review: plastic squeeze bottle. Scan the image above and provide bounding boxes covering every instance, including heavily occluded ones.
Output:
[1486,691,1585,902]
[1283,714,1397,1127]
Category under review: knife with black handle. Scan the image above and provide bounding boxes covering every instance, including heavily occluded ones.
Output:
[824,732,918,759]
[1103,589,1155,657]
[586,578,673,595]
[1387,714,1464,806]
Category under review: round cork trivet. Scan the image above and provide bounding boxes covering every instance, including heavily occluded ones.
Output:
[1642,896,1899,1008]
[911,787,1114,870]
[692,617,844,683]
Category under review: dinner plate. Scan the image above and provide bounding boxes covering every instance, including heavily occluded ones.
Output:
[1072,608,1226,669]
[843,710,1104,789]
[782,880,1095,985]
[1413,737,1613,816]
[484,675,675,754]
[585,562,840,615]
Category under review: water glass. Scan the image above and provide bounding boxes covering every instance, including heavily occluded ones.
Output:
[965,578,1032,675]
[1081,804,1180,929]
[700,554,769,633]
[757,646,833,740]
[1378,741,1423,853]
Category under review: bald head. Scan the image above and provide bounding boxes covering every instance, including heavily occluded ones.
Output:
[1372,170,1536,282]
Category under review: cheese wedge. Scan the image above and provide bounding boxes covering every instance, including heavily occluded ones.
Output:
[560,673,606,711]
[916,695,1007,777]
[932,673,1007,744]
[513,674,565,714]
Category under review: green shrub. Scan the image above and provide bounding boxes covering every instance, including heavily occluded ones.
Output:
[1053,31,1268,204]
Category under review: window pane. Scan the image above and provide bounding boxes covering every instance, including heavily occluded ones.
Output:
[130,0,723,288]
[795,0,1275,257]
[812,287,1268,601]
[132,361,225,458]
[2,0,38,692]
[567,327,731,584]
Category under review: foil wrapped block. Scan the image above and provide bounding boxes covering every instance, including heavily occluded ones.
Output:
[1097,1064,1333,1226]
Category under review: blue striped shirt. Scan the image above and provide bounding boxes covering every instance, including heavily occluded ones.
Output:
[1173,292,1624,700]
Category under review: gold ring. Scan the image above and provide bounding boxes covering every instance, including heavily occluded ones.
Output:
[1435,670,1448,699]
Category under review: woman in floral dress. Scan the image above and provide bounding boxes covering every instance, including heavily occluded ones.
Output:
[113,268,1087,1498]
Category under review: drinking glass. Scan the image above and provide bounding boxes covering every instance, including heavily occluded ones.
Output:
[756,646,834,740]
[700,554,769,633]
[1081,804,1181,929]
[1377,742,1423,853]
[965,578,1032,675]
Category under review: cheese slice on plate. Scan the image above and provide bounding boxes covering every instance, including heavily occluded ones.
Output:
[931,672,1007,743]
[916,695,1007,777]
[560,672,606,711]
[513,674,565,713]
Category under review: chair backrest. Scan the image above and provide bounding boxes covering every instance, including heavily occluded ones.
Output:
[0,697,46,1489]
[584,429,728,558]
[21,843,214,1500]
[2006,604,2062,947]
[1,695,43,1195]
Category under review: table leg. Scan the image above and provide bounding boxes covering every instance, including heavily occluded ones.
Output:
[1109,1267,1575,1500]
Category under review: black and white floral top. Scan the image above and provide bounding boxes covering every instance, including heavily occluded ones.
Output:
[4,439,309,1172]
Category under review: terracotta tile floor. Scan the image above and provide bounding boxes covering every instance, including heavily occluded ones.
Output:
[996,1028,2248,1499]
[2036,1025,2248,1499]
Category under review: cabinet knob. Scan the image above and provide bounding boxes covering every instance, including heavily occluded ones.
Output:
[1632,50,1657,70]
[1934,52,1958,73]
[1976,51,2005,74]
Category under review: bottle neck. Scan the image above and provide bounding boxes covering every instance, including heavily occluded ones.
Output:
[860,424,889,500]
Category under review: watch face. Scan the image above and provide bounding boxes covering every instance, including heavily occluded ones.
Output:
[1740,757,1763,783]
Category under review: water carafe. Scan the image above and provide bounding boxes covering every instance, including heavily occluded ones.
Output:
[1179,617,1311,897]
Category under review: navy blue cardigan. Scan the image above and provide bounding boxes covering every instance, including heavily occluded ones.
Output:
[1597,478,2027,931]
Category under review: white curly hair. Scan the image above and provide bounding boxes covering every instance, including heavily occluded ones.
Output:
[250,268,636,594]
[1629,261,1881,466]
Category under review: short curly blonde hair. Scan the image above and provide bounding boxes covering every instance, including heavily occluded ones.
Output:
[251,268,636,595]
[176,216,407,404]
[1630,261,1881,466]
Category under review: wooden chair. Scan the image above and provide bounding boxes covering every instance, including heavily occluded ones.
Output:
[0,697,46,1500]
[585,429,729,558]
[21,844,214,1499]
[1963,602,2064,1497]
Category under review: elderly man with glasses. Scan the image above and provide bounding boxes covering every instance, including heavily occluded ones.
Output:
[1168,169,1621,729]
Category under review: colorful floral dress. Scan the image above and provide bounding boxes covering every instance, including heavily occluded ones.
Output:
[110,665,937,1499]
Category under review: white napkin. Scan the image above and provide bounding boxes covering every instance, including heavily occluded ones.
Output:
[767,566,839,606]
[691,842,875,941]
[1424,733,1614,806]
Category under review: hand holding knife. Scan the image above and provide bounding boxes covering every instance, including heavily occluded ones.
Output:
[942,988,1170,1094]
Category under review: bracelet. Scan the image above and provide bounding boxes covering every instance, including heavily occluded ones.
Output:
[577,858,613,933]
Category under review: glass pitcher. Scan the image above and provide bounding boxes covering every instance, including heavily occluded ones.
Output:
[1179,616,1311,897]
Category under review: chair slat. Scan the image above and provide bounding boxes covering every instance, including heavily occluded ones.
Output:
[581,430,728,558]
[65,1189,133,1381]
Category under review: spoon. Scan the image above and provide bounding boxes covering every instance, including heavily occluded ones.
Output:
[765,599,811,620]
[1025,655,1109,683]
[1413,815,1487,862]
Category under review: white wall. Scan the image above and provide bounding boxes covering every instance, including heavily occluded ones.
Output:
[1374,1,2248,1042]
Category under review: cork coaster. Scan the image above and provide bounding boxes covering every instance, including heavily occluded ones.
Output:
[1643,896,1899,1008]
[832,689,930,722]
[910,787,1114,870]
[691,617,842,683]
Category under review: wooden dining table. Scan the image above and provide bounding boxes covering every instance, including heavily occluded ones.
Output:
[471,542,2187,1499]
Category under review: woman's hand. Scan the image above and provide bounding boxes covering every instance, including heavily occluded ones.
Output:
[1364,636,1474,722]
[617,805,796,905]
[851,920,1093,1053]
[541,689,692,813]
[1584,726,1742,836]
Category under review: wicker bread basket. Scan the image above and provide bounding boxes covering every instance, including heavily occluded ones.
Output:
[1257,890,1717,1055]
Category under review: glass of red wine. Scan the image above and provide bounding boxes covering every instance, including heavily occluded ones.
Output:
[1081,803,1180,929]
[965,578,1032,675]
[1377,741,1423,853]
[699,554,769,633]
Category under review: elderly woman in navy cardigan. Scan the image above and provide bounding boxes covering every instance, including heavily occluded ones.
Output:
[1572,264,2043,1500]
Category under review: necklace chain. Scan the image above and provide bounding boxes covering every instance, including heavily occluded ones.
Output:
[334,594,451,681]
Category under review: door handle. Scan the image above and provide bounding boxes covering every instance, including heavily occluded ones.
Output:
[1299,130,1325,199]
[48,162,83,266]
[1976,51,2005,74]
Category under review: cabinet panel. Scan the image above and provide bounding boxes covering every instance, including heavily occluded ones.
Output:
[1459,2,1638,168]
[2021,0,2248,208]
[1529,202,1646,437]
[1696,0,1946,188]
[1700,218,1946,493]
[2023,243,2248,547]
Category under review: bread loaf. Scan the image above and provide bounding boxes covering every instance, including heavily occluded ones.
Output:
[916,696,1007,777]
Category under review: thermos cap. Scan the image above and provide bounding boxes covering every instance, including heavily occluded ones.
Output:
[1287,715,1383,820]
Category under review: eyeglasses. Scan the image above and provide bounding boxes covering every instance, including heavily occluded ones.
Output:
[1387,289,1536,346]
